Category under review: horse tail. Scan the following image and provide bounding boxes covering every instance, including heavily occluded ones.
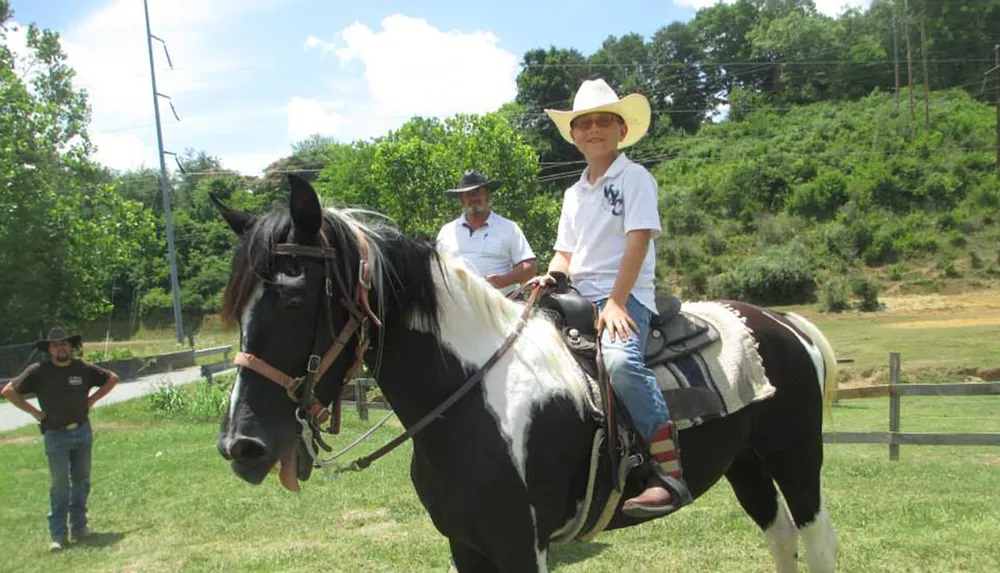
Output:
[784,313,839,425]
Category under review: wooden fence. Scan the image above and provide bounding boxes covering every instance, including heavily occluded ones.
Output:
[824,352,1000,460]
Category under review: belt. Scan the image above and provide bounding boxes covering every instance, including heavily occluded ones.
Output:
[56,422,80,431]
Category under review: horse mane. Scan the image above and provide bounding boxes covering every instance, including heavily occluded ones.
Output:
[220,209,293,326]
[432,252,527,336]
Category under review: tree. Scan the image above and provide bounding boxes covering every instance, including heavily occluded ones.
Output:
[313,112,561,263]
[650,22,717,134]
[514,47,592,174]
[692,0,765,100]
[0,3,157,342]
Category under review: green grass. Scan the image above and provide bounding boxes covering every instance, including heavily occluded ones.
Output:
[778,297,1000,382]
[79,316,240,364]
[1,390,998,572]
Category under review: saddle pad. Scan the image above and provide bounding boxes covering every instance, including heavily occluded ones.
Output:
[652,301,776,430]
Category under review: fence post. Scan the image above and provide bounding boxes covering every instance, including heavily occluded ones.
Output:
[355,378,369,422]
[889,352,901,461]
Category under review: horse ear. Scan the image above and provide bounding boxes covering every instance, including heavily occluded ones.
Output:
[210,192,252,235]
[288,174,322,242]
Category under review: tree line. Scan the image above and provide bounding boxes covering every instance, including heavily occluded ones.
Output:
[1,0,998,344]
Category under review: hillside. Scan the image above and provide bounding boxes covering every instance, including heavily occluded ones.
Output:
[649,88,1000,309]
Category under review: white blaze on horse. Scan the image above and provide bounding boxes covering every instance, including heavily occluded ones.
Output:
[214,175,839,573]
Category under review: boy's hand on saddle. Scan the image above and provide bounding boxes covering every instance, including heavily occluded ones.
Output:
[526,274,557,290]
[598,299,638,342]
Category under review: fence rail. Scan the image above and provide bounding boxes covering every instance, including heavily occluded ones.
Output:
[194,345,233,361]
[824,352,1000,459]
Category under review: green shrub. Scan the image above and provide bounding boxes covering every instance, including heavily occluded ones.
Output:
[940,261,961,279]
[702,234,727,256]
[970,251,983,270]
[83,348,137,362]
[787,169,848,220]
[149,376,234,421]
[886,264,905,281]
[863,232,899,266]
[709,247,817,305]
[895,232,939,256]
[820,279,849,313]
[149,383,189,416]
[851,276,881,312]
[947,230,967,247]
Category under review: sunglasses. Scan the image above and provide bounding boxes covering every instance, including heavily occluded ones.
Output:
[571,114,622,131]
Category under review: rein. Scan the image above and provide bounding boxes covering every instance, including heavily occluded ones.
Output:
[330,283,548,474]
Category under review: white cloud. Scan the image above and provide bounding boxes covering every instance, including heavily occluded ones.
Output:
[672,0,871,17]
[303,35,335,53]
[298,14,519,141]
[91,132,157,171]
[219,152,286,177]
[286,97,345,142]
[5,21,33,74]
[56,0,276,170]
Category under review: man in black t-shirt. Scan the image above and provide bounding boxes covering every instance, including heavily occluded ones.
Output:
[1,327,119,552]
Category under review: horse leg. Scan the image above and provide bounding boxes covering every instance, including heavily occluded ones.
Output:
[448,535,547,573]
[760,439,838,573]
[725,450,799,573]
[449,540,497,573]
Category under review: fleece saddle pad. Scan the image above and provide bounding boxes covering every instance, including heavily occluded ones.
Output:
[651,301,776,430]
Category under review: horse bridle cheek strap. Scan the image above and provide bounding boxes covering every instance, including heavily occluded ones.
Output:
[233,226,378,436]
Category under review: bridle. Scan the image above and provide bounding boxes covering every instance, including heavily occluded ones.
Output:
[233,226,381,445]
[232,221,547,475]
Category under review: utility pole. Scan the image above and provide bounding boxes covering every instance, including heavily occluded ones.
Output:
[892,0,901,112]
[919,11,930,130]
[903,0,915,121]
[143,0,185,345]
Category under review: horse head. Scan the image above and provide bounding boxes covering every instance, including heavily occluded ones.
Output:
[214,175,369,492]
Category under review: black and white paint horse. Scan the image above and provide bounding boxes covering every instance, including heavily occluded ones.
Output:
[215,176,839,573]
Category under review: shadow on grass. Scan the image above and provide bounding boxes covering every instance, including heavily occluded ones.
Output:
[75,524,153,549]
[550,541,611,569]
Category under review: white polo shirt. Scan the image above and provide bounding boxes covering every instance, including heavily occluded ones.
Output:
[553,153,661,313]
[436,211,536,293]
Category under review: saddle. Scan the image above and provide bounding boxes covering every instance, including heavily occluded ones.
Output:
[536,273,721,540]
[535,272,719,382]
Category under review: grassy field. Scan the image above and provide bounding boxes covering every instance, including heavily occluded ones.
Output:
[3,290,998,571]
[779,289,1000,384]
[1,387,998,572]
[78,316,240,364]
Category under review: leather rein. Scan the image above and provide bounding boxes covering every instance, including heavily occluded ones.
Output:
[231,225,545,474]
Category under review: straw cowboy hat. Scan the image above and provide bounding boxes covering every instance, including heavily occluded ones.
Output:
[36,327,82,352]
[544,77,651,149]
[445,170,502,194]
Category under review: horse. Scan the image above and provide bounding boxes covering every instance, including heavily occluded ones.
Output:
[214,175,839,573]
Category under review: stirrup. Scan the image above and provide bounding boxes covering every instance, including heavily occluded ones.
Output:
[621,470,693,519]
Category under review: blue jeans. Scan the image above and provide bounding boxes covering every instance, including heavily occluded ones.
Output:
[43,422,92,542]
[597,295,671,442]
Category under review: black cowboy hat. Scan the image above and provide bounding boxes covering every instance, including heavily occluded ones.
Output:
[36,327,82,352]
[445,170,502,194]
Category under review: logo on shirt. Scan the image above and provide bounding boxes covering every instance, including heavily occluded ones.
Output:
[603,183,624,217]
[68,376,83,386]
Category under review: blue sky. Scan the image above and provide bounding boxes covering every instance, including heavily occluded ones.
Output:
[10,0,868,175]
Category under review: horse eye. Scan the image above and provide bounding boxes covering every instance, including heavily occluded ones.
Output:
[285,260,304,277]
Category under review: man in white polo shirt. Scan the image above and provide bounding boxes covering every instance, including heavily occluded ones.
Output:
[436,170,537,295]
